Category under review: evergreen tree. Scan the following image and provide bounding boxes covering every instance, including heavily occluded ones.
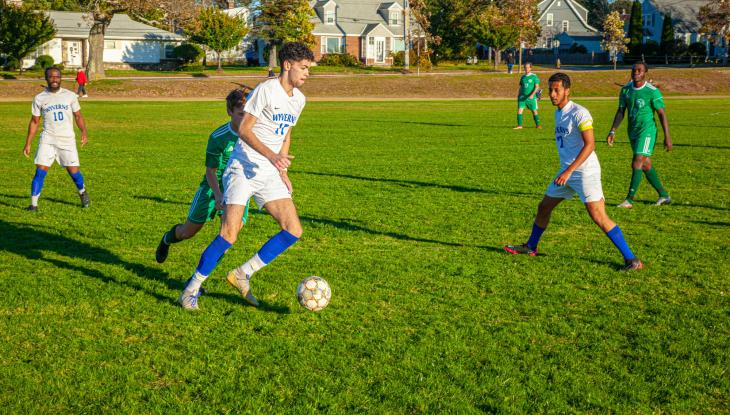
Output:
[659,12,674,56]
[627,0,643,59]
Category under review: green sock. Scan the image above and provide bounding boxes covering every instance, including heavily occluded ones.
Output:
[644,167,669,197]
[626,169,643,202]
[517,114,523,126]
[533,114,541,126]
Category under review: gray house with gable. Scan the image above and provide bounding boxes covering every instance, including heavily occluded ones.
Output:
[536,0,602,53]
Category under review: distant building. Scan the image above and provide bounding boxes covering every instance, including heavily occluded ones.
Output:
[202,6,254,65]
[536,0,602,52]
[23,11,184,69]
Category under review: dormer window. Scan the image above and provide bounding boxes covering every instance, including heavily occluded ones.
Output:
[389,10,400,25]
[325,10,335,25]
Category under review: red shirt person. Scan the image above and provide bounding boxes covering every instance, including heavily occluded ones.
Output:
[75,68,88,97]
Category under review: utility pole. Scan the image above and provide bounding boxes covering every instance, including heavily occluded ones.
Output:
[404,0,410,70]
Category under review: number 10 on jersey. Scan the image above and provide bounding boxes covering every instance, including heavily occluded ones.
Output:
[52,111,64,121]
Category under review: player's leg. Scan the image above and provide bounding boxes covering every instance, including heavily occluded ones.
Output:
[528,100,541,128]
[515,102,526,129]
[28,142,56,211]
[641,156,671,205]
[156,187,214,263]
[505,195,563,255]
[618,153,646,208]
[585,201,643,270]
[58,143,89,207]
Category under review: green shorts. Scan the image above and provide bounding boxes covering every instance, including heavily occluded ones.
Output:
[630,130,657,156]
[518,98,538,111]
[187,185,249,225]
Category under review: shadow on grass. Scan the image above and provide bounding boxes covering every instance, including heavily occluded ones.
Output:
[351,118,469,127]
[672,143,730,150]
[0,219,289,313]
[296,171,537,198]
[0,192,78,208]
[692,220,730,227]
[133,195,189,206]
[633,199,729,211]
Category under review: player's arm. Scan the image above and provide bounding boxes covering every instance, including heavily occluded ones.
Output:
[278,128,293,193]
[529,78,539,99]
[73,110,88,147]
[607,106,625,146]
[555,124,595,186]
[205,167,224,209]
[656,108,672,151]
[238,112,292,172]
[24,115,41,158]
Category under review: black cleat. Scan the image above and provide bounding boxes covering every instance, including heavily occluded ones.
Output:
[155,236,170,264]
[26,205,38,212]
[622,258,644,271]
[80,191,91,208]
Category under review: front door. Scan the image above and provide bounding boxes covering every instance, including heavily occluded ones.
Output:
[375,38,385,63]
[64,40,82,67]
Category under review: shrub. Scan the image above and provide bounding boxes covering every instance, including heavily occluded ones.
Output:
[569,43,588,54]
[173,43,204,64]
[4,57,20,71]
[391,51,405,66]
[687,42,706,57]
[338,53,360,67]
[36,54,54,69]
[643,40,660,56]
[318,53,360,67]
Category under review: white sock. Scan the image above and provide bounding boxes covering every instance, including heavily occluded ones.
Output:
[237,254,266,279]
[31,195,39,206]
[78,187,85,194]
[184,271,207,293]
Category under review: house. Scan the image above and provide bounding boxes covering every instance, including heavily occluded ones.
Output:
[536,0,602,53]
[640,0,727,58]
[23,11,185,69]
[309,0,416,66]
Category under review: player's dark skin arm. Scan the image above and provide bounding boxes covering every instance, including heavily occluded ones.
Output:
[656,108,672,151]
[239,112,292,172]
[606,107,625,146]
[23,115,41,158]
[73,110,89,147]
[554,128,596,186]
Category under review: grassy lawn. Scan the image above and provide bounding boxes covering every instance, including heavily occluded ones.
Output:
[0,99,728,413]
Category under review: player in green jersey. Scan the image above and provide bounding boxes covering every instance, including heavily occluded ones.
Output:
[607,62,673,208]
[514,62,542,129]
[155,89,250,263]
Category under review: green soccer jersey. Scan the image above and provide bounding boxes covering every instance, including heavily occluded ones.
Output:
[618,81,665,140]
[200,122,239,188]
[519,73,540,100]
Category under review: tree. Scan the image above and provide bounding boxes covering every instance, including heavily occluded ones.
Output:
[575,0,609,30]
[408,0,441,71]
[659,12,674,57]
[609,0,632,15]
[627,0,643,59]
[502,0,541,73]
[22,0,81,11]
[698,0,730,65]
[256,0,314,69]
[601,10,629,70]
[0,2,56,71]
[426,0,475,60]
[470,4,519,70]
[189,7,248,70]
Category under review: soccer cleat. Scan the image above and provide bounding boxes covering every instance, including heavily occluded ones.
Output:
[504,244,538,256]
[512,126,523,130]
[26,205,38,212]
[616,200,633,209]
[226,268,259,306]
[178,289,201,310]
[622,258,644,271]
[155,236,170,264]
[536,125,542,129]
[655,196,672,206]
[79,191,90,208]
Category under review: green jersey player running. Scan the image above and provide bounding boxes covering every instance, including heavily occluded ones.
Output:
[514,62,542,129]
[155,89,250,263]
[607,62,673,208]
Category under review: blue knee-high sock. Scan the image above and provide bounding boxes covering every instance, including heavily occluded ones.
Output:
[31,168,47,197]
[195,235,233,276]
[526,223,545,250]
[606,225,636,261]
[69,171,85,192]
[258,230,299,264]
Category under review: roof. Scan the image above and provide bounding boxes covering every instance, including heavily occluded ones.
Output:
[646,0,709,32]
[47,11,184,41]
[538,0,598,32]
[310,0,409,37]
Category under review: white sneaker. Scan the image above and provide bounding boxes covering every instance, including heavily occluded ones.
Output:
[616,200,634,209]
[82,94,88,98]
[655,196,672,206]
[226,268,259,306]
[178,289,201,310]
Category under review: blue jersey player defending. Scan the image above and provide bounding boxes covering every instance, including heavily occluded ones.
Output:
[179,42,314,310]
[504,73,643,270]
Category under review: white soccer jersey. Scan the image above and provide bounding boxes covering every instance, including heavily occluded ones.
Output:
[553,101,599,172]
[31,88,80,145]
[235,78,306,170]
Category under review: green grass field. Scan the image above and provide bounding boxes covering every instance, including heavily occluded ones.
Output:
[0,98,728,413]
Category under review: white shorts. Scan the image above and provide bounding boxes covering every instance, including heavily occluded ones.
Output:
[223,158,291,208]
[34,141,80,167]
[545,168,604,203]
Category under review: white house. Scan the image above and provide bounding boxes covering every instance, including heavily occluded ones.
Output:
[24,11,185,69]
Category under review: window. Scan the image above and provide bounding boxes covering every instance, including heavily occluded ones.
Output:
[546,13,553,26]
[164,44,175,59]
[562,20,569,32]
[389,11,400,25]
[546,38,553,48]
[557,1,561,6]
[325,10,335,25]
[369,37,374,45]
[322,37,341,54]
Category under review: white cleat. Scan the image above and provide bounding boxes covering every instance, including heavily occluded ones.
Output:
[616,200,634,209]
[178,289,201,311]
[655,196,672,206]
[226,268,259,306]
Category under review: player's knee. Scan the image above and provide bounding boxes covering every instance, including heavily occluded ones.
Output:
[219,224,240,243]
[283,221,303,238]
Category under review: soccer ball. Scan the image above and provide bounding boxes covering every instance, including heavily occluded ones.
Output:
[296,276,331,311]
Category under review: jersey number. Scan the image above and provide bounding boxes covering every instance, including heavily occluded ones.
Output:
[52,111,64,121]
[556,135,564,148]
[275,123,290,136]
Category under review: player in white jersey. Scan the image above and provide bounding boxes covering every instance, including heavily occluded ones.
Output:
[504,73,643,271]
[179,42,315,310]
[23,67,90,211]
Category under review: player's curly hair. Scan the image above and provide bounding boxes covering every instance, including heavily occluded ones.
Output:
[548,72,571,89]
[226,86,252,110]
[44,66,61,78]
[633,61,649,72]
[278,42,314,67]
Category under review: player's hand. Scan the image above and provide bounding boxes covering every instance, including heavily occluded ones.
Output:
[664,138,672,152]
[270,153,293,173]
[81,133,88,148]
[281,171,293,194]
[23,144,31,158]
[214,192,224,210]
[606,131,615,147]
[554,170,572,186]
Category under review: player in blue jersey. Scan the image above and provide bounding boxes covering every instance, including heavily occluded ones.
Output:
[504,73,643,270]
[178,42,315,310]
[23,67,90,211]
[155,89,250,264]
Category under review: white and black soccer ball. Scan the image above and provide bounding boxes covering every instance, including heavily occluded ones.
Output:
[296,276,331,311]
